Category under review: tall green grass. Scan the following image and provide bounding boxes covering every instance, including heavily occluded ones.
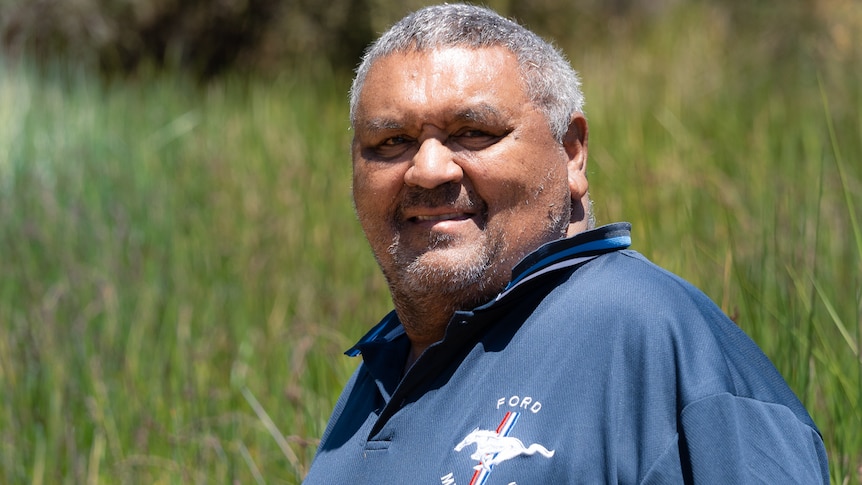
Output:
[578,6,862,481]
[0,62,389,482]
[1,4,860,483]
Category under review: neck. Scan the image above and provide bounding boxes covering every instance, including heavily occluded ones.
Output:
[391,290,454,366]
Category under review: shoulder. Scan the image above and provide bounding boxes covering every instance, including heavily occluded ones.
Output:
[522,250,810,411]
[534,249,725,335]
[580,250,714,307]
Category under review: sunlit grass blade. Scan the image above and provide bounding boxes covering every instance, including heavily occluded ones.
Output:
[242,387,303,480]
[819,74,862,265]
[812,278,859,358]
[239,442,267,485]
[86,431,105,485]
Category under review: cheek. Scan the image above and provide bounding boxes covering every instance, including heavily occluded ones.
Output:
[353,167,400,227]
[480,168,546,206]
[482,165,568,222]
[353,160,405,192]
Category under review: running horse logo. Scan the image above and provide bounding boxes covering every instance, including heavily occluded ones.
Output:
[454,428,555,471]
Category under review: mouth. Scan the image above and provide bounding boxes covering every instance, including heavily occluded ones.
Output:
[411,212,473,223]
[397,183,484,228]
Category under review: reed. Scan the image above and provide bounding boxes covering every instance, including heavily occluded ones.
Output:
[1,3,859,483]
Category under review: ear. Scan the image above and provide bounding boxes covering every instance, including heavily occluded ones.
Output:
[562,113,589,200]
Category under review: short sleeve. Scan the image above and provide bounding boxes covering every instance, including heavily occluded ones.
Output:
[680,392,829,484]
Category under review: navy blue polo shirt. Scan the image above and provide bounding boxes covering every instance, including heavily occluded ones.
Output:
[304,223,828,484]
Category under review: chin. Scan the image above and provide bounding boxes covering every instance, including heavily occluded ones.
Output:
[396,249,504,301]
[379,229,510,301]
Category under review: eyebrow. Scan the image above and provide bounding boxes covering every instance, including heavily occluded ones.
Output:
[358,117,404,135]
[357,102,508,135]
[452,103,506,125]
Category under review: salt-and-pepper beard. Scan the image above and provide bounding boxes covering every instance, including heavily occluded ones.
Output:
[387,227,505,300]
[383,225,509,341]
[380,181,572,320]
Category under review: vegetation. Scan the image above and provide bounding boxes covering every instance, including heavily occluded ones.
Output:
[1,1,860,483]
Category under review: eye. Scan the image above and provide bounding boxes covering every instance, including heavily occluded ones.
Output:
[452,128,504,149]
[362,134,415,160]
[455,128,491,138]
[382,135,411,146]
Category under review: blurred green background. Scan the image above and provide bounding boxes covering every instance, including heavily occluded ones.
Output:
[1,0,860,483]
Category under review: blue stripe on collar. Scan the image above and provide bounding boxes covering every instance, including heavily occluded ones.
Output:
[505,233,631,290]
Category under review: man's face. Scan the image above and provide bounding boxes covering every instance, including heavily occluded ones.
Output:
[352,46,586,307]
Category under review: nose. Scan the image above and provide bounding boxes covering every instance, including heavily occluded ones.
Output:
[404,137,463,189]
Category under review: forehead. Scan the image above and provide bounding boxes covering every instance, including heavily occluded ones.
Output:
[354,47,530,127]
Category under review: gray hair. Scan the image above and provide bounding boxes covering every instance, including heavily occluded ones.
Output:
[349,4,584,142]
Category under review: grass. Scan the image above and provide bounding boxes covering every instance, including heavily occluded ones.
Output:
[1,3,860,483]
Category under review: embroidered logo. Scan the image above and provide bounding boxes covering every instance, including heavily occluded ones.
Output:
[453,411,554,484]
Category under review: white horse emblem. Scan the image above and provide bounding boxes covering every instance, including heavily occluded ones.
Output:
[454,428,555,471]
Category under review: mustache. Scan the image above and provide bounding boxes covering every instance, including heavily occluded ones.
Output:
[396,183,486,219]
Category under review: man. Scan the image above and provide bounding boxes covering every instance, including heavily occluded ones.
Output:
[303,4,829,484]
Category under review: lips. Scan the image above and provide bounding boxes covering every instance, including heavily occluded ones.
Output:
[397,184,485,226]
[411,212,472,222]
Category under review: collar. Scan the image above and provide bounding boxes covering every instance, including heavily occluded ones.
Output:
[497,222,631,300]
[346,222,632,357]
[345,311,403,357]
